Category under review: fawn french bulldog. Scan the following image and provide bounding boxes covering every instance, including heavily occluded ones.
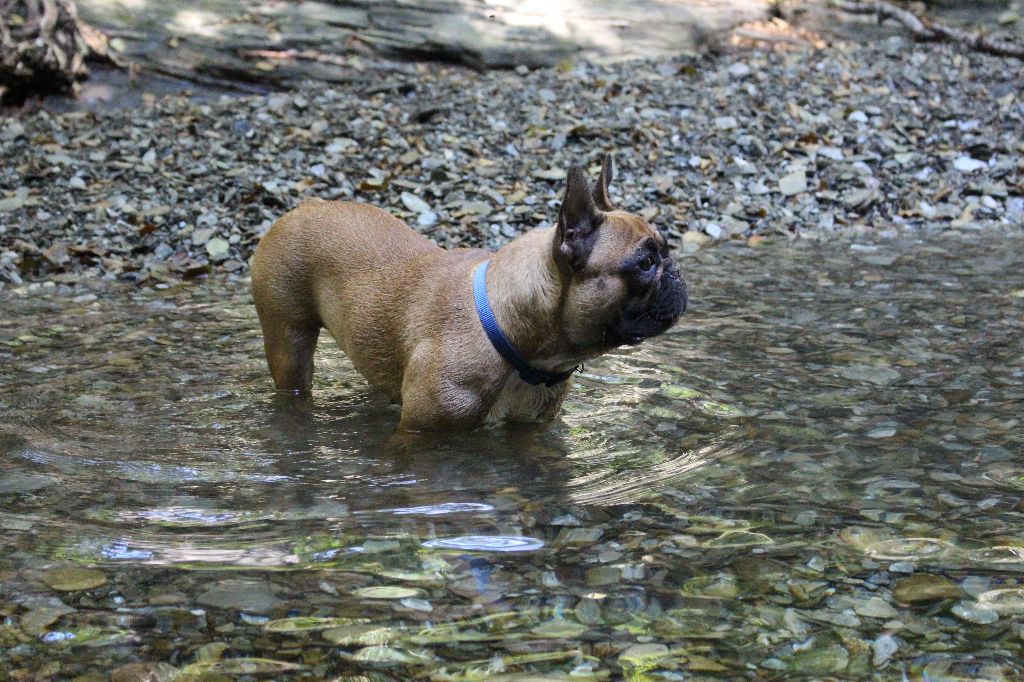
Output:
[251,156,686,430]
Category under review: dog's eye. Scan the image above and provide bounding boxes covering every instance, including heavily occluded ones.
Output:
[638,256,656,272]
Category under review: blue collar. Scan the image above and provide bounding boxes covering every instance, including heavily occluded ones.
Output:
[473,260,576,387]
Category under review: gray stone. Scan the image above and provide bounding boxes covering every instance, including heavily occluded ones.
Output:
[205,237,230,260]
[400,192,431,214]
[728,62,751,78]
[778,171,807,196]
[197,579,283,612]
[18,597,75,636]
[714,116,739,130]
[872,634,898,667]
[0,472,58,494]
[952,601,999,624]
[839,365,900,386]
[854,597,898,619]
[953,157,987,172]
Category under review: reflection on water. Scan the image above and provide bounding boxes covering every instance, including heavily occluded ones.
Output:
[422,536,547,552]
[1,232,1023,678]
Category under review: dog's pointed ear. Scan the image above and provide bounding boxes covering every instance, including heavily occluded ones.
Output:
[555,165,604,270]
[592,154,614,211]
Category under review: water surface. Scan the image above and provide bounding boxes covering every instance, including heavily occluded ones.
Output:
[1,233,1023,679]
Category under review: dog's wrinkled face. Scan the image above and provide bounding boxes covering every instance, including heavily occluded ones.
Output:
[553,157,687,351]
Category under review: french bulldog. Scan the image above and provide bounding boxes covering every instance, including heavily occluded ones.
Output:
[251,156,687,430]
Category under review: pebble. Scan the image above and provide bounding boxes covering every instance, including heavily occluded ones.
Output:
[818,146,844,161]
[714,116,739,130]
[18,597,75,635]
[953,157,988,172]
[854,597,898,619]
[42,567,107,592]
[728,62,751,78]
[110,663,179,682]
[1,120,25,140]
[839,365,900,386]
[197,579,283,612]
[400,597,433,612]
[871,634,898,667]
[205,238,230,260]
[778,171,807,196]
[952,601,999,625]
[893,574,964,604]
[400,192,432,214]
[0,472,58,493]
[961,576,991,598]
[554,527,603,546]
[619,643,669,663]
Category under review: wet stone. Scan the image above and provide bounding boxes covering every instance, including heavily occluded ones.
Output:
[893,574,964,604]
[554,527,603,546]
[790,641,849,674]
[18,596,75,635]
[854,596,898,619]
[871,634,899,667]
[194,642,230,662]
[42,567,107,592]
[977,588,1024,614]
[197,579,283,612]
[839,365,900,386]
[0,472,59,493]
[586,566,621,586]
[619,643,669,664]
[952,601,999,625]
[110,662,179,682]
[354,586,425,600]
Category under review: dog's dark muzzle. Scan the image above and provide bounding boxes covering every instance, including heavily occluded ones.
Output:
[612,263,687,345]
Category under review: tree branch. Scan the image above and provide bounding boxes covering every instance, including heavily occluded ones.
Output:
[837,0,1024,59]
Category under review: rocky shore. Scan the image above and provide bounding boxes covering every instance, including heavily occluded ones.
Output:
[1,39,1022,288]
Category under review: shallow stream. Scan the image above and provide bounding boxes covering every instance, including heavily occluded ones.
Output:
[2,232,1023,679]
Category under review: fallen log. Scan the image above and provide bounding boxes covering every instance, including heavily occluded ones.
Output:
[0,0,120,103]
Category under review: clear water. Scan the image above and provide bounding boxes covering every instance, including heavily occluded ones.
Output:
[1,233,1023,679]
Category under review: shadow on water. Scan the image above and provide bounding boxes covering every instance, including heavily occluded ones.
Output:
[2,232,1023,677]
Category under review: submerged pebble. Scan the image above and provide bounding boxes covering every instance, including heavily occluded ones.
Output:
[42,568,107,592]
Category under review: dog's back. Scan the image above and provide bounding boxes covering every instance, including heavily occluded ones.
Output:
[252,198,442,396]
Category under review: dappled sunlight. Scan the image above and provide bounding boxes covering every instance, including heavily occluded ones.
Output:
[86,0,148,10]
[484,0,626,52]
[565,439,746,505]
[482,0,771,55]
[171,9,224,39]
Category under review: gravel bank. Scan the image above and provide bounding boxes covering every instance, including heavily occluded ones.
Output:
[1,38,1022,287]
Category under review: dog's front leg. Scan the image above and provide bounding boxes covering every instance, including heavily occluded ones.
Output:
[396,348,489,431]
[397,383,485,431]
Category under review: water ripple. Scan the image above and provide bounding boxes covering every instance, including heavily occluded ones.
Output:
[422,536,545,552]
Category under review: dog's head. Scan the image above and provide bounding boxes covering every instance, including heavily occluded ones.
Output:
[553,156,687,350]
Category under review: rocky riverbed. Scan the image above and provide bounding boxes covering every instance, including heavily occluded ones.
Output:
[1,38,1022,288]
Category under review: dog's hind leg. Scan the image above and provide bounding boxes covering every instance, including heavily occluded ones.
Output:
[257,315,321,393]
[252,278,321,392]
